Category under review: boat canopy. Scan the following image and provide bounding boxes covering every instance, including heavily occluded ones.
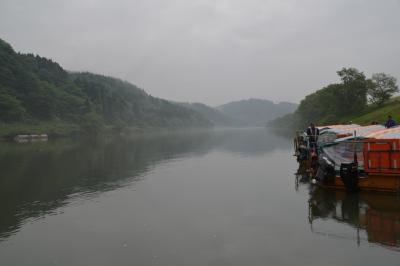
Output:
[318,124,360,134]
[349,125,385,137]
[317,124,359,144]
[317,125,385,145]
[319,125,400,170]
[321,140,364,169]
[319,124,385,136]
[365,126,400,139]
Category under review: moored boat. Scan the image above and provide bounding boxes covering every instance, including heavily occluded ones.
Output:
[295,124,400,193]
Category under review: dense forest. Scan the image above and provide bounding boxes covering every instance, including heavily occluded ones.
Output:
[0,38,211,136]
[0,37,301,137]
[271,67,399,129]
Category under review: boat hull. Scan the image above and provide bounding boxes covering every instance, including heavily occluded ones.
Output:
[318,173,400,193]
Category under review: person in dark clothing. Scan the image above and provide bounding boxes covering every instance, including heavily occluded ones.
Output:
[385,115,396,128]
[306,123,320,148]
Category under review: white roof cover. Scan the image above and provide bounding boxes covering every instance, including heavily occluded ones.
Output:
[336,125,385,138]
[365,126,400,139]
[318,125,385,145]
[319,124,360,135]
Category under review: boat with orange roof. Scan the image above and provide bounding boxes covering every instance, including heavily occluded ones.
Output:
[295,124,400,193]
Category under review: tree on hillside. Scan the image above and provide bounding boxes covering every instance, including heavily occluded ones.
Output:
[337,67,366,85]
[367,73,399,106]
[336,67,368,114]
[296,67,368,125]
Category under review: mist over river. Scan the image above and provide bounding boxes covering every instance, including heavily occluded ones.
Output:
[0,128,399,266]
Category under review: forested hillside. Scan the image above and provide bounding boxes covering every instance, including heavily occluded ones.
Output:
[179,102,238,126]
[0,38,211,137]
[270,68,399,129]
[218,99,298,126]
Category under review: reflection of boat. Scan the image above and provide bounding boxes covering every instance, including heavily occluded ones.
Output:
[308,187,400,250]
[294,124,400,192]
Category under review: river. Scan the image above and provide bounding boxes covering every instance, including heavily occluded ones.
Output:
[0,128,399,265]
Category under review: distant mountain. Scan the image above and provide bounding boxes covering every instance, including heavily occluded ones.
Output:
[0,38,211,135]
[179,102,238,126]
[217,98,298,126]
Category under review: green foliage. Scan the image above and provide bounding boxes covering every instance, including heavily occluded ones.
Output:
[336,67,368,114]
[296,67,368,126]
[337,67,366,85]
[79,112,104,135]
[267,112,302,130]
[351,97,400,125]
[0,121,81,139]
[271,67,399,129]
[71,72,211,128]
[367,73,399,106]
[0,38,211,136]
[0,86,26,122]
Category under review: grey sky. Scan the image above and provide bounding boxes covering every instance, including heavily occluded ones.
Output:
[1,0,400,106]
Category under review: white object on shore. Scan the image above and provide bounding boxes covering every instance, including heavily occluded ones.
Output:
[14,134,48,142]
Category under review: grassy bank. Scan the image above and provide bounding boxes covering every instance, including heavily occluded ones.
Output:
[348,97,400,125]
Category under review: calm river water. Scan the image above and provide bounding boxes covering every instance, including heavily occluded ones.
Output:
[0,128,399,265]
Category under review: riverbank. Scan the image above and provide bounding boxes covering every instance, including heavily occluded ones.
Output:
[269,96,400,132]
[0,121,81,140]
[0,121,216,141]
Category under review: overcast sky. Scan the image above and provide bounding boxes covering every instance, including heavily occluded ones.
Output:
[1,0,400,106]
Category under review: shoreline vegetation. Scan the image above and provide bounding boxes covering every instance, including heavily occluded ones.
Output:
[268,67,399,131]
[0,38,297,140]
[0,37,214,140]
[0,121,218,141]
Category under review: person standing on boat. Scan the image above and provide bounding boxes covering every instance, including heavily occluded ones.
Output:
[385,115,396,128]
[306,123,319,148]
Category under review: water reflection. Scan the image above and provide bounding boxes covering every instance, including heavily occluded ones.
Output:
[213,128,290,156]
[0,128,290,241]
[307,186,400,251]
[0,132,210,240]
